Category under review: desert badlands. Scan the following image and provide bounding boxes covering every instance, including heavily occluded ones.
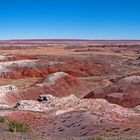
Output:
[0,40,140,139]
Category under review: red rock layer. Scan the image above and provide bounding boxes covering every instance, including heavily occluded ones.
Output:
[84,76,140,108]
[1,72,92,105]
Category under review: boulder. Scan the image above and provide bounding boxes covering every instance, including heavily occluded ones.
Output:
[37,95,48,102]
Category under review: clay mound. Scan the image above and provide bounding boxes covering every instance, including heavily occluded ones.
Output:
[105,76,140,107]
[0,60,87,79]
[83,84,119,99]
[84,76,140,107]
[3,95,140,137]
[38,56,117,77]
[0,54,37,62]
[117,75,140,86]
[0,59,90,79]
[36,61,88,77]
[35,72,92,97]
[44,60,116,77]
[58,58,117,76]
[106,92,140,107]
[0,59,38,78]
[0,54,118,79]
[1,72,93,105]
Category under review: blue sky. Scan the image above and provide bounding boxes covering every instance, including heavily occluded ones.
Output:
[0,0,140,40]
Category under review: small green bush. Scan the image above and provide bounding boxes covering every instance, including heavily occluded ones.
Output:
[0,116,5,123]
[90,137,103,140]
[8,120,29,133]
[95,137,103,140]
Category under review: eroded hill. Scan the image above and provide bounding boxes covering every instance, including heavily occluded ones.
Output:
[0,40,140,139]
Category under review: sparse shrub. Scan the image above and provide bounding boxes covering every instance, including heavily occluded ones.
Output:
[0,116,5,123]
[90,137,103,140]
[95,137,103,140]
[8,120,29,133]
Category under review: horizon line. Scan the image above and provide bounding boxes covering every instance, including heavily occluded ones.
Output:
[0,39,140,41]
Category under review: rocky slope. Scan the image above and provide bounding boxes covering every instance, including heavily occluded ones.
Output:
[1,95,140,137]
[0,54,117,79]
[0,72,94,105]
[84,75,140,107]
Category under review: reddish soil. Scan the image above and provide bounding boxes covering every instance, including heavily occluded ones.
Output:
[0,40,140,139]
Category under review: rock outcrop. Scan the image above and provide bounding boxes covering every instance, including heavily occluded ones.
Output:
[84,76,140,107]
[0,72,93,105]
[3,95,140,137]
